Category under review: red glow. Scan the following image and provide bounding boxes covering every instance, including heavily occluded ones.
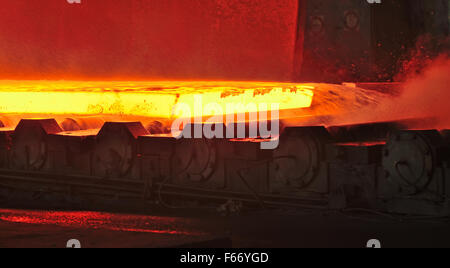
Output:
[335,141,387,147]
[0,0,300,81]
[0,209,206,236]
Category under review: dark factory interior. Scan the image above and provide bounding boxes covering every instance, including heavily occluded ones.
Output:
[0,0,449,250]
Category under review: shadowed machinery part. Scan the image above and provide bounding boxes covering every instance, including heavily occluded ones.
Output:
[380,130,450,215]
[10,119,62,171]
[93,122,148,179]
[171,123,221,185]
[441,130,450,148]
[383,130,444,195]
[46,131,96,176]
[0,117,449,216]
[0,129,12,168]
[272,127,330,191]
[173,138,217,184]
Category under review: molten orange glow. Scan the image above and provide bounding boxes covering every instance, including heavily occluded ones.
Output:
[0,80,314,120]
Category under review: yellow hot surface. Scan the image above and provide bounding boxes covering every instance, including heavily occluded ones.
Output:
[0,80,314,118]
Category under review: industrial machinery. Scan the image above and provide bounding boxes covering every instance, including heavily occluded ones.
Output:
[0,113,448,216]
[0,0,448,218]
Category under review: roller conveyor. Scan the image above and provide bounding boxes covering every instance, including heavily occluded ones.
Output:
[0,117,448,216]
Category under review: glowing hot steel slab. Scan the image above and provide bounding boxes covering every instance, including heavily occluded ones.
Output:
[0,81,314,119]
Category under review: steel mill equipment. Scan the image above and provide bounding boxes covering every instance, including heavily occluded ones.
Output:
[0,0,448,217]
